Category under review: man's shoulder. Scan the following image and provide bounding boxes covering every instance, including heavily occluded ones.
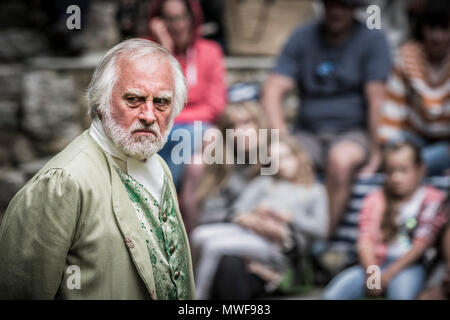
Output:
[288,20,320,43]
[33,131,110,187]
[352,20,387,43]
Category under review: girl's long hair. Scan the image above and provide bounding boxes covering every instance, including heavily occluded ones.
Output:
[271,135,316,186]
[380,141,423,243]
[195,101,266,204]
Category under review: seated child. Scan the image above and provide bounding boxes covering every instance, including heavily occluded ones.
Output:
[323,141,447,300]
[191,136,329,299]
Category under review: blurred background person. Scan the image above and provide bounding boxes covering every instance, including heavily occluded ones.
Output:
[323,141,447,300]
[148,0,227,188]
[191,136,329,299]
[262,0,392,239]
[378,0,450,176]
[418,196,450,300]
[180,101,265,236]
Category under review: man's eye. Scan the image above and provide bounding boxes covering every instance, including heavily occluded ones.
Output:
[153,97,171,107]
[125,96,143,106]
[126,97,140,103]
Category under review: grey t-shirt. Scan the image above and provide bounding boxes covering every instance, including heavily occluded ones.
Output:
[274,20,391,132]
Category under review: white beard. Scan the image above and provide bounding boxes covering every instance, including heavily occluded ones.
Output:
[101,109,173,161]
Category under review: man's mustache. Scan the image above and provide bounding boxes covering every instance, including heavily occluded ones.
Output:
[130,122,161,138]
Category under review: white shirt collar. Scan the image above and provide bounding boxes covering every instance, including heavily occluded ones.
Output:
[89,118,165,204]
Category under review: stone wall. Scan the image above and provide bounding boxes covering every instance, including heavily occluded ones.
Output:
[0,0,299,220]
[0,0,120,219]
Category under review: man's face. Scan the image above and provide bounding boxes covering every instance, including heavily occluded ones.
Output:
[102,55,175,160]
[323,0,355,35]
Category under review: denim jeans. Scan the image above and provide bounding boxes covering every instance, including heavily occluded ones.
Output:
[322,258,426,300]
[158,121,211,189]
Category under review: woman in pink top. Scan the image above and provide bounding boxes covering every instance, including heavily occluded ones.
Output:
[323,141,447,300]
[148,0,227,187]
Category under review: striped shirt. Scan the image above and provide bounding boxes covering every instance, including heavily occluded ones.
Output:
[378,41,450,143]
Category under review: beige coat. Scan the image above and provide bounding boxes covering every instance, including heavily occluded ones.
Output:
[0,131,195,299]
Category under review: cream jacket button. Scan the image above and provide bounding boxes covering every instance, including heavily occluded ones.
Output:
[125,237,135,249]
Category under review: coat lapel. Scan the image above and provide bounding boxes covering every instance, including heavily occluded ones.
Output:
[108,156,157,299]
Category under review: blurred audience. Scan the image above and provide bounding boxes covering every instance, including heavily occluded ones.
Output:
[418,196,450,300]
[262,0,392,238]
[191,136,329,299]
[41,0,90,56]
[323,141,447,300]
[147,0,227,188]
[4,0,448,300]
[378,0,450,176]
[180,101,265,235]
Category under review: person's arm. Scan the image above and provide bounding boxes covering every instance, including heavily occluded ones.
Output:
[149,18,174,53]
[359,81,386,175]
[261,74,295,135]
[380,238,429,288]
[179,160,205,236]
[382,196,448,287]
[442,224,450,296]
[0,169,80,299]
[231,176,270,221]
[443,223,450,268]
[356,192,383,295]
[359,30,392,175]
[291,184,329,239]
[262,26,303,135]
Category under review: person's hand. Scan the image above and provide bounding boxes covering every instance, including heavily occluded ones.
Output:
[233,213,256,229]
[149,18,174,53]
[359,146,381,177]
[255,206,292,224]
[255,219,287,244]
[380,269,395,290]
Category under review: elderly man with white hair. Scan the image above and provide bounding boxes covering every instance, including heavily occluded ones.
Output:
[0,39,195,300]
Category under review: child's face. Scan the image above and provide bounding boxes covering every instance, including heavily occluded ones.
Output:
[273,143,299,180]
[385,148,424,198]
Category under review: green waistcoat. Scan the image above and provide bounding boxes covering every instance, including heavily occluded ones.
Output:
[115,168,192,300]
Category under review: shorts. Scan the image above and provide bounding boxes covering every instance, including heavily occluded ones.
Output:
[293,129,370,170]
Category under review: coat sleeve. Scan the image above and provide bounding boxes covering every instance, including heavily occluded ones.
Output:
[0,169,80,299]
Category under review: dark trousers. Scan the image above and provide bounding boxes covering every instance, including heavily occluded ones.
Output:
[210,255,267,300]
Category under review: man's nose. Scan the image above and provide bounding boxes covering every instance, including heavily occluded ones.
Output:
[138,101,157,125]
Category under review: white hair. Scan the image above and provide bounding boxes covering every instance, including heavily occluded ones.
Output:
[86,38,187,120]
